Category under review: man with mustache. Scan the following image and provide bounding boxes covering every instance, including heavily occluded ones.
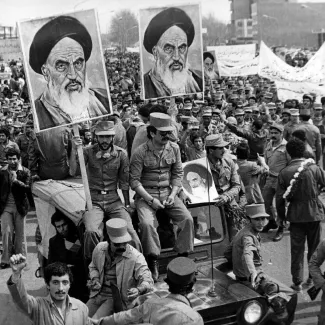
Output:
[86,219,153,319]
[203,51,219,82]
[143,7,203,98]
[29,15,110,131]
[7,256,90,325]
[263,124,290,242]
[70,121,142,266]
[130,113,194,281]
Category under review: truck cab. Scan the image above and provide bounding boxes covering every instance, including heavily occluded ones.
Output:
[32,180,295,325]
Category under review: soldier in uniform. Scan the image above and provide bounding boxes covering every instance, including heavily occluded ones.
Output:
[70,121,142,265]
[130,113,194,281]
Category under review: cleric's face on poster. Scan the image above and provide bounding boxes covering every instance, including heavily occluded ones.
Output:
[18,10,112,132]
[139,4,204,100]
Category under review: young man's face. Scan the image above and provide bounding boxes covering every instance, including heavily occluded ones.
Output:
[282,113,290,123]
[270,129,282,143]
[97,135,114,150]
[193,137,203,150]
[0,133,7,144]
[47,274,70,303]
[250,217,269,232]
[7,155,19,170]
[54,219,69,238]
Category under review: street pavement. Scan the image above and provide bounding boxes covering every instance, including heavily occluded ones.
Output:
[0,207,324,324]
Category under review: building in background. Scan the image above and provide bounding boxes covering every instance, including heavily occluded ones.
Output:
[229,0,325,48]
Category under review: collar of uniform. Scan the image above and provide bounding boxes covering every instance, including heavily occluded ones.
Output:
[45,294,78,310]
[93,143,118,157]
[167,293,191,306]
[266,138,287,151]
[147,139,172,154]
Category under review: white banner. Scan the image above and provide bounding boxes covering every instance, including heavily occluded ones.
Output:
[259,41,325,84]
[207,44,256,63]
[218,56,259,77]
[275,80,325,101]
[126,47,139,53]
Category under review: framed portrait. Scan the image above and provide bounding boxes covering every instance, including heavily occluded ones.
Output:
[182,157,218,204]
[138,3,204,100]
[18,9,112,132]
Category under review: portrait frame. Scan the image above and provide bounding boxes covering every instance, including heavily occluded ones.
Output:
[138,2,204,100]
[18,8,112,132]
[182,157,218,204]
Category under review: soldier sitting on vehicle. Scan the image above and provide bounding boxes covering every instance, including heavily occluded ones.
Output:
[222,204,297,324]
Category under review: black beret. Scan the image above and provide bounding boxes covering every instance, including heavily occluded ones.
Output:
[29,15,92,74]
[143,7,195,54]
[203,51,214,63]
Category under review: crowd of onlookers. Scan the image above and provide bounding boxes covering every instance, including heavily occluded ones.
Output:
[2,51,325,324]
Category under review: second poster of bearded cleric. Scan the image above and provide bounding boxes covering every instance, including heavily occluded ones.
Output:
[139,4,204,100]
[18,9,112,132]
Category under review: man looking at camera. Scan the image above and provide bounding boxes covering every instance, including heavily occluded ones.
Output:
[130,113,194,281]
[7,255,90,325]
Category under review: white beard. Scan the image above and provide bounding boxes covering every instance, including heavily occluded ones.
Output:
[191,185,208,198]
[205,68,217,80]
[47,75,90,121]
[156,57,189,94]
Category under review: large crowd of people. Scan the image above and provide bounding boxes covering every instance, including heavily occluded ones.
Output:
[2,49,325,324]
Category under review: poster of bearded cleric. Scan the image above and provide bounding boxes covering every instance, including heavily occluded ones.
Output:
[139,4,204,100]
[182,158,218,204]
[18,9,112,132]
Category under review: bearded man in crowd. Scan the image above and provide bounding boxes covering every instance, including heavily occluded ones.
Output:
[143,7,203,98]
[29,15,110,130]
[203,51,219,82]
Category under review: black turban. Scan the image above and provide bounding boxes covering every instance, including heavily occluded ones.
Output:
[203,52,215,63]
[143,7,195,54]
[29,15,92,74]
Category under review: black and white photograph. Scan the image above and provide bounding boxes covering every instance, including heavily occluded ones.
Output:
[139,4,204,99]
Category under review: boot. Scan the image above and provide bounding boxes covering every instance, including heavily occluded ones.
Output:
[147,255,159,282]
[273,226,284,242]
[262,219,278,233]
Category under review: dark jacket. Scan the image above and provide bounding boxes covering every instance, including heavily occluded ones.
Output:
[35,88,110,131]
[227,124,268,160]
[276,158,325,223]
[0,166,31,216]
[143,69,203,99]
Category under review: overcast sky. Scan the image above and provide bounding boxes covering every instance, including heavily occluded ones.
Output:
[0,0,231,32]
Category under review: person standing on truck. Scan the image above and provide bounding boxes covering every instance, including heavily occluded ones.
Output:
[130,113,194,281]
[91,257,204,325]
[70,121,141,266]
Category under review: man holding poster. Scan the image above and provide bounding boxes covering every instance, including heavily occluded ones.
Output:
[19,11,112,131]
[140,6,203,99]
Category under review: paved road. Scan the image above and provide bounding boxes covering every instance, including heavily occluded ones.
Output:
[0,209,324,325]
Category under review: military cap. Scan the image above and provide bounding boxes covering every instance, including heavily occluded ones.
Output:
[314,103,323,110]
[281,108,291,115]
[302,94,313,102]
[252,106,260,113]
[267,102,276,109]
[183,103,192,110]
[166,257,196,285]
[245,107,252,113]
[290,109,299,116]
[265,92,273,99]
[202,109,212,117]
[234,109,245,116]
[143,7,195,54]
[205,134,229,147]
[203,51,215,63]
[181,116,191,123]
[270,123,284,133]
[29,16,92,74]
[212,108,221,114]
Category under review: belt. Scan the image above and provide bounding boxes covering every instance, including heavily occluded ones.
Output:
[91,189,115,195]
[268,174,278,178]
[146,186,169,190]
[236,276,249,282]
